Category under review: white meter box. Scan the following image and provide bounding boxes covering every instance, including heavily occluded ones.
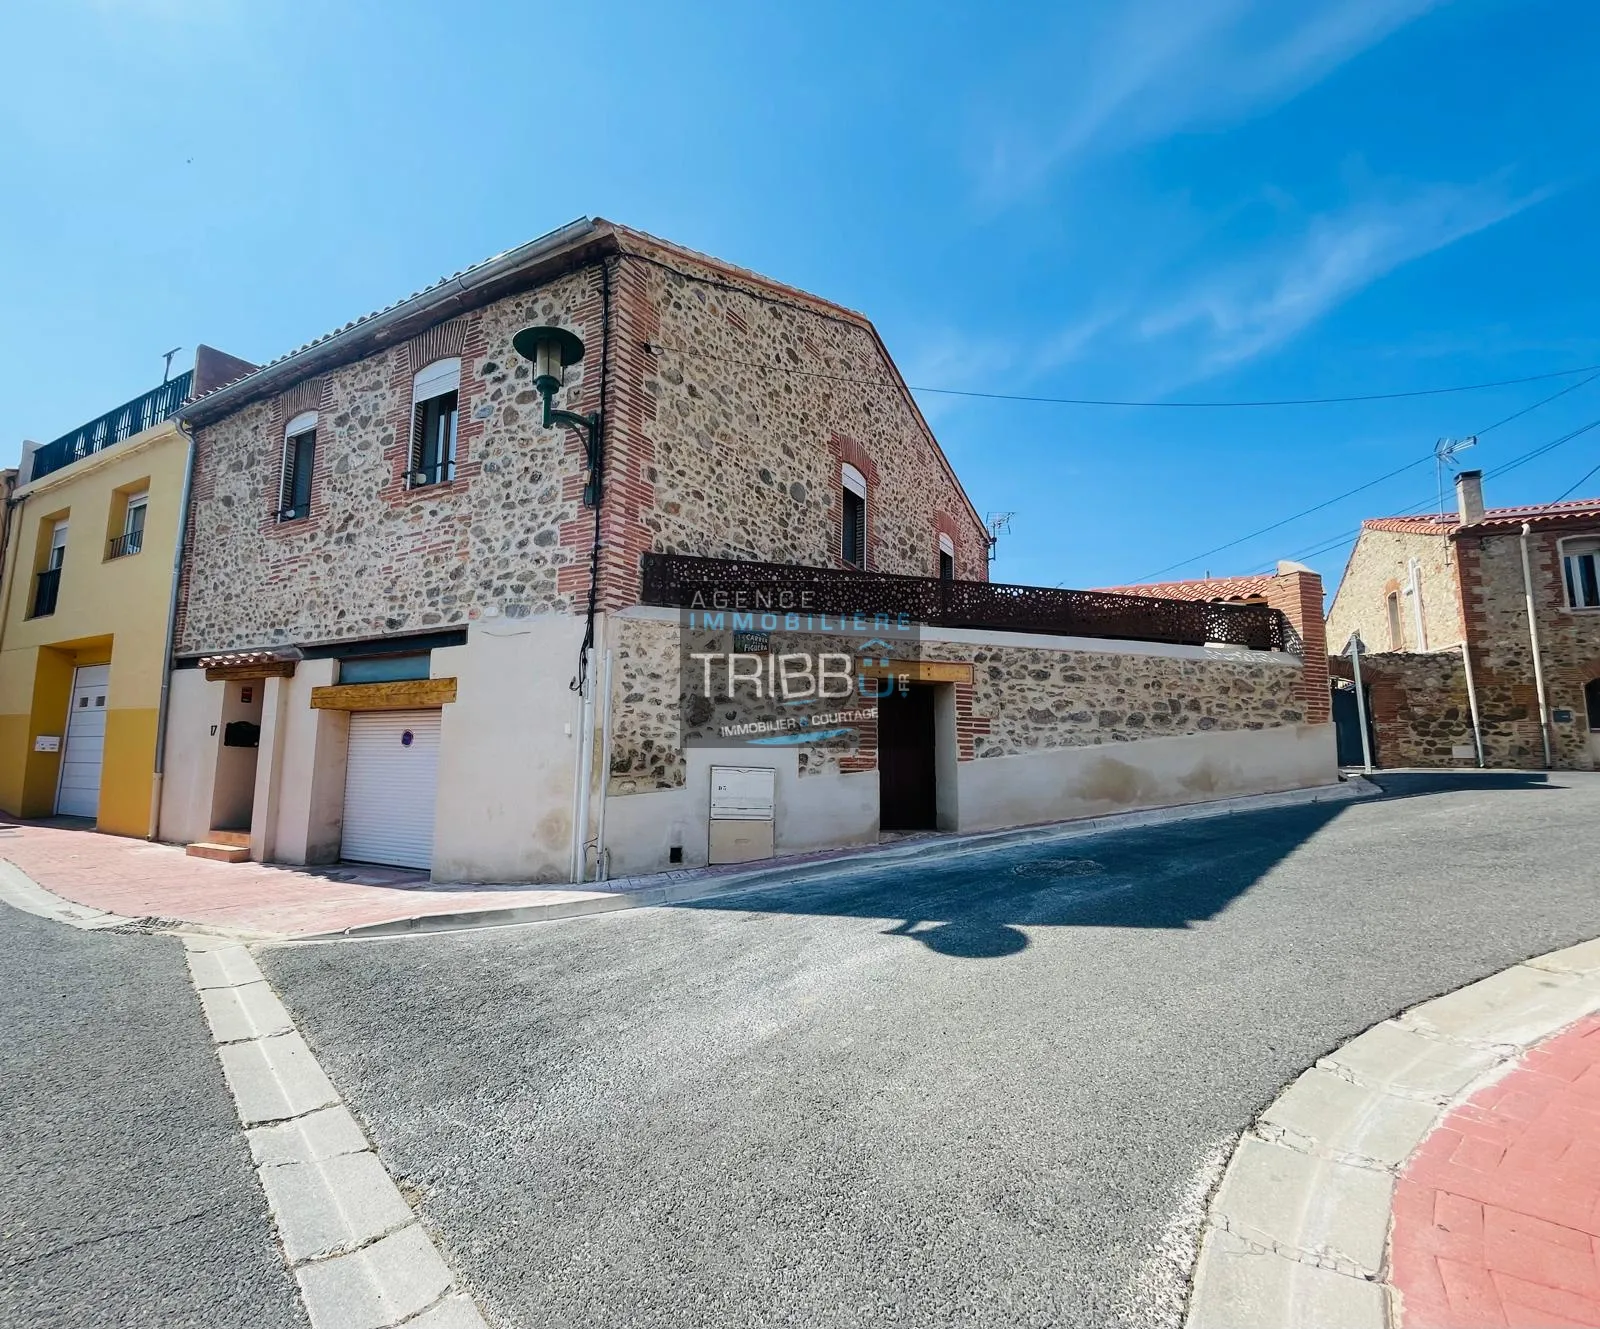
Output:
[710,765,776,821]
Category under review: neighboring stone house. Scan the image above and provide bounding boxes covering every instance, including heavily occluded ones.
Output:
[160,218,1336,884]
[1326,470,1600,770]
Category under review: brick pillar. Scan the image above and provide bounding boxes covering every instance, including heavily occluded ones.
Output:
[1266,568,1330,725]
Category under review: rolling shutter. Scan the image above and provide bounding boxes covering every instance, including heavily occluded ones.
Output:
[340,710,440,869]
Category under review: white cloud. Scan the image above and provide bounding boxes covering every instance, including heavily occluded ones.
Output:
[1139,177,1552,372]
[975,0,1443,203]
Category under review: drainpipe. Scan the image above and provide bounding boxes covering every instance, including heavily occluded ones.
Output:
[149,419,199,839]
[1459,641,1486,768]
[1519,523,1555,769]
[0,489,27,644]
[570,644,598,882]
[590,644,615,881]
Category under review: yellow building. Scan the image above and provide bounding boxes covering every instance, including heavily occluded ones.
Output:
[0,347,253,836]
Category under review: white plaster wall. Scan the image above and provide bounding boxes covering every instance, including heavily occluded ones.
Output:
[954,722,1338,833]
[602,744,879,879]
[264,658,347,865]
[157,669,225,845]
[429,614,587,884]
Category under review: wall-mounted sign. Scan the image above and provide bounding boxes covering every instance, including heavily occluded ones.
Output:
[1553,709,1575,724]
[33,735,60,753]
[710,765,776,822]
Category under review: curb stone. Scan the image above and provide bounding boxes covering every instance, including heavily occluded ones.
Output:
[180,938,489,1329]
[1184,938,1600,1329]
[0,778,1379,945]
[291,776,1381,942]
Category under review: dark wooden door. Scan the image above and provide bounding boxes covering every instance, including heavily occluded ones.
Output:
[877,683,937,830]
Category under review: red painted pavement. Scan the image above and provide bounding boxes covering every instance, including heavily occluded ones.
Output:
[1391,1012,1600,1328]
[0,818,611,938]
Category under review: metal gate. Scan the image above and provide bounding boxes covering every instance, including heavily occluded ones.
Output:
[1331,680,1375,768]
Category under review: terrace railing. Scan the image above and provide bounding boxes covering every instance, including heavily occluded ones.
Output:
[639,553,1299,653]
[29,371,193,482]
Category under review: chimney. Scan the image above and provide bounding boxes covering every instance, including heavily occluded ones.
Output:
[1456,469,1485,525]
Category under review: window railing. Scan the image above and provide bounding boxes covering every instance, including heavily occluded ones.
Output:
[29,372,193,482]
[31,567,60,618]
[408,459,454,487]
[108,530,144,559]
[640,553,1300,653]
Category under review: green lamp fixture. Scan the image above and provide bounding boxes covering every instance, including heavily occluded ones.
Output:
[513,325,601,507]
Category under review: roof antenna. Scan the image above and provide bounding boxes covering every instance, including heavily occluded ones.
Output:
[985,511,1015,562]
[1434,435,1477,515]
[161,347,183,383]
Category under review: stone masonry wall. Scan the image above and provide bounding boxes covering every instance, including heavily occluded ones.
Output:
[607,615,1304,794]
[1329,650,1475,767]
[177,237,993,656]
[1458,528,1600,770]
[177,268,603,654]
[1326,527,1462,656]
[592,243,991,615]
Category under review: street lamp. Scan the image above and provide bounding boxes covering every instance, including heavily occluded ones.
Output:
[513,325,601,507]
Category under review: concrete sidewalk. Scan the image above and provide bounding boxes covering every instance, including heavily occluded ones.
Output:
[1187,938,1600,1329]
[0,779,1371,941]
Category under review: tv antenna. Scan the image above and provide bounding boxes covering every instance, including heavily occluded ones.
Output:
[1434,435,1476,515]
[985,511,1015,561]
[161,347,183,383]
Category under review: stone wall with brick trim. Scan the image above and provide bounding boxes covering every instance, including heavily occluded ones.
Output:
[176,267,603,655]
[177,245,992,657]
[1456,526,1600,770]
[1326,526,1463,655]
[606,614,1305,794]
[595,247,991,608]
[1328,650,1476,767]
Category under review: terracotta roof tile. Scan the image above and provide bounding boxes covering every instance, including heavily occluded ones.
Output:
[1364,496,1600,535]
[1095,574,1275,602]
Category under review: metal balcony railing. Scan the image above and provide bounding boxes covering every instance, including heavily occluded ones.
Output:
[31,567,60,618]
[107,529,144,559]
[30,372,193,482]
[640,553,1300,653]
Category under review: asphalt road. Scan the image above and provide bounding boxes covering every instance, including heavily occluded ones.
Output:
[260,771,1600,1329]
[0,903,303,1328]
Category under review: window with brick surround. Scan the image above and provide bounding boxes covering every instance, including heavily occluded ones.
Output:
[938,532,954,581]
[279,412,316,521]
[841,463,867,568]
[1562,538,1600,609]
[1385,591,1402,649]
[410,357,459,487]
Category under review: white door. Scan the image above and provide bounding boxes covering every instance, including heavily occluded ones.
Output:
[341,710,441,869]
[57,664,110,818]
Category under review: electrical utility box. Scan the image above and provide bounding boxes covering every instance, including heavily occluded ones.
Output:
[708,765,776,865]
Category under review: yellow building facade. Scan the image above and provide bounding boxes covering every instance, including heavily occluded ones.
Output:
[0,372,197,836]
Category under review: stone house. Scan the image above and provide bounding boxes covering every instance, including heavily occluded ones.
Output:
[1326,470,1600,769]
[160,218,1336,883]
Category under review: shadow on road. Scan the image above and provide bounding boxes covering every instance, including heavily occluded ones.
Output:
[674,771,1560,961]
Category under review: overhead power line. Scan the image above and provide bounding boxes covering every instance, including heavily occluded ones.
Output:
[1137,372,1600,582]
[648,340,1600,410]
[1252,413,1600,574]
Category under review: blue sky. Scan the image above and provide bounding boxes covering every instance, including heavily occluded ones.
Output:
[3,0,1598,594]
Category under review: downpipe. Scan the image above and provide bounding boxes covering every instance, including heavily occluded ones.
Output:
[150,419,199,839]
[1518,523,1554,769]
[589,645,615,882]
[1459,641,1486,768]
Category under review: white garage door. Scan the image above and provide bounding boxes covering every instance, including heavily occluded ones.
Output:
[341,710,441,869]
[57,664,110,818]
